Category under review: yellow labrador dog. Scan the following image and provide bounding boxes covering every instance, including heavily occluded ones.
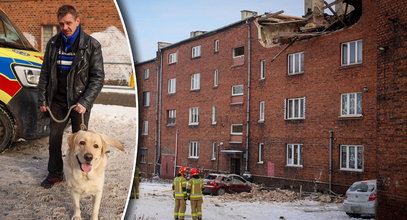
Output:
[64,130,124,220]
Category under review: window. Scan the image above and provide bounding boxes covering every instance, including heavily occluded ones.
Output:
[341,92,362,117]
[288,52,304,75]
[287,144,302,167]
[167,109,176,125]
[258,143,264,163]
[169,52,177,64]
[260,60,266,79]
[211,142,217,160]
[141,121,148,135]
[212,106,217,125]
[231,124,243,135]
[139,148,147,163]
[233,46,244,58]
[42,25,59,52]
[143,68,150,80]
[189,107,199,125]
[340,145,363,171]
[214,40,219,53]
[285,97,305,120]
[342,40,362,65]
[143,91,150,107]
[232,85,244,96]
[168,78,176,94]
[189,141,199,158]
[259,101,265,122]
[214,69,218,87]
[191,73,200,90]
[192,45,201,58]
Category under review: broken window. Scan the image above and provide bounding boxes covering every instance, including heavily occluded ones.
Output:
[233,46,244,57]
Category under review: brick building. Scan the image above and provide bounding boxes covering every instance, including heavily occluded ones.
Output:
[0,0,132,84]
[136,1,406,210]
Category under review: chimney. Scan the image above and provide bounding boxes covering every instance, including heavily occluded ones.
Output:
[241,10,258,20]
[190,31,207,38]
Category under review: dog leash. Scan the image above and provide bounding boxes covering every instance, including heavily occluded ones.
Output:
[46,105,87,131]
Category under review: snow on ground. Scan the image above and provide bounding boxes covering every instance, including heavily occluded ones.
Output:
[127,181,366,220]
[0,104,137,220]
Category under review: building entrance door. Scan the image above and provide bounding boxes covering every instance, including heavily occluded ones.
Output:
[160,155,175,178]
[230,158,240,174]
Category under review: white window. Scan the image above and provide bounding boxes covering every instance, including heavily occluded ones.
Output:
[141,121,148,135]
[167,109,176,125]
[342,40,362,65]
[340,145,363,171]
[214,40,219,53]
[288,52,304,75]
[168,78,176,94]
[232,85,244,96]
[143,68,150,80]
[233,46,244,58]
[285,97,305,120]
[259,101,265,122]
[192,45,201,58]
[211,142,217,160]
[341,92,362,117]
[212,106,217,125]
[189,141,199,158]
[214,69,218,87]
[260,60,266,79]
[287,144,302,167]
[143,91,150,107]
[191,73,200,90]
[169,52,177,64]
[231,124,243,135]
[189,107,199,125]
[42,25,59,52]
[258,143,264,163]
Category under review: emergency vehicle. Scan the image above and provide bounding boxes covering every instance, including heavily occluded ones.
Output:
[0,9,49,152]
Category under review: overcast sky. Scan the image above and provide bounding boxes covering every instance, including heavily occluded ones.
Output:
[117,0,305,62]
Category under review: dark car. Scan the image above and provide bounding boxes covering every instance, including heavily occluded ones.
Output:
[203,173,252,195]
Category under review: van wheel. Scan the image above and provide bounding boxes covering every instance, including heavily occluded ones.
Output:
[216,188,226,196]
[0,106,15,152]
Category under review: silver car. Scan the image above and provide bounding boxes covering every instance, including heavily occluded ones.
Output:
[343,179,377,218]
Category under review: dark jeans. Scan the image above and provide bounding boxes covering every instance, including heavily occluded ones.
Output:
[47,101,90,178]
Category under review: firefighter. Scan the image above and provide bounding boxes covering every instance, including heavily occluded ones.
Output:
[187,168,204,220]
[130,166,141,199]
[173,166,188,220]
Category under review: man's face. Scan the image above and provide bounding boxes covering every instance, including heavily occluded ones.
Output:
[58,13,80,37]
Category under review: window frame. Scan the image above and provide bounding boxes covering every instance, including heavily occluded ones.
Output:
[143,91,150,107]
[143,68,150,80]
[340,145,363,171]
[139,148,147,163]
[168,52,177,64]
[285,97,305,120]
[191,73,200,91]
[260,60,266,79]
[214,40,219,53]
[259,101,265,122]
[232,84,244,96]
[168,78,176,94]
[288,52,304,75]
[141,120,148,135]
[189,107,199,125]
[211,142,217,160]
[341,92,362,117]
[341,39,363,66]
[286,143,303,167]
[211,106,217,125]
[233,46,245,58]
[231,124,243,135]
[167,109,176,126]
[189,141,199,159]
[192,45,201,58]
[214,69,219,88]
[258,143,264,164]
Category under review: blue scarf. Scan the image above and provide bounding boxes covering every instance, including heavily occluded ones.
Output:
[61,25,80,52]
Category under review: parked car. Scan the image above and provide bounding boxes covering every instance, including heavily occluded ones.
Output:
[203,173,252,195]
[343,179,377,218]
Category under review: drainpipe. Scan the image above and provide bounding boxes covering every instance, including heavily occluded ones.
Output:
[174,129,179,177]
[154,49,163,176]
[329,130,334,193]
[244,19,252,175]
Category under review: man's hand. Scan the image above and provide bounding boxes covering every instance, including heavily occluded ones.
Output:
[75,103,86,114]
[39,106,47,112]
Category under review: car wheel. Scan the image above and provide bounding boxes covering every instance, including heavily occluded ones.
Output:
[0,106,15,152]
[216,188,226,196]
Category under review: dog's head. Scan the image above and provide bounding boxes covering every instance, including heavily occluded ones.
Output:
[67,130,125,173]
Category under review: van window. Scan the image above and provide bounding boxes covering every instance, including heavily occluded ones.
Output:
[0,11,35,50]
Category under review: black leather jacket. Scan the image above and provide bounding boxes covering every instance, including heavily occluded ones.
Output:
[38,28,104,110]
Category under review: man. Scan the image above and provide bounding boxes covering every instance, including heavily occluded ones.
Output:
[38,5,104,188]
[173,167,188,220]
[187,168,204,220]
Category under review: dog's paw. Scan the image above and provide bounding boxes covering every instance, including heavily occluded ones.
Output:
[71,216,82,220]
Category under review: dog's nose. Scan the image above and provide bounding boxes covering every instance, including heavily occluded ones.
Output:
[84,153,93,162]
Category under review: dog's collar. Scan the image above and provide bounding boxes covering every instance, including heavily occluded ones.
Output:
[76,155,86,173]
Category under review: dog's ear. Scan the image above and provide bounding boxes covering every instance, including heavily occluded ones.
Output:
[67,132,78,150]
[99,134,125,152]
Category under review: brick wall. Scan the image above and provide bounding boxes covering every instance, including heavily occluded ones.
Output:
[376,0,407,218]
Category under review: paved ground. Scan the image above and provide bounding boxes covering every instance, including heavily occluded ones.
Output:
[95,86,137,107]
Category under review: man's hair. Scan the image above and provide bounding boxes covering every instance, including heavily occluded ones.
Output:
[57,5,77,19]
